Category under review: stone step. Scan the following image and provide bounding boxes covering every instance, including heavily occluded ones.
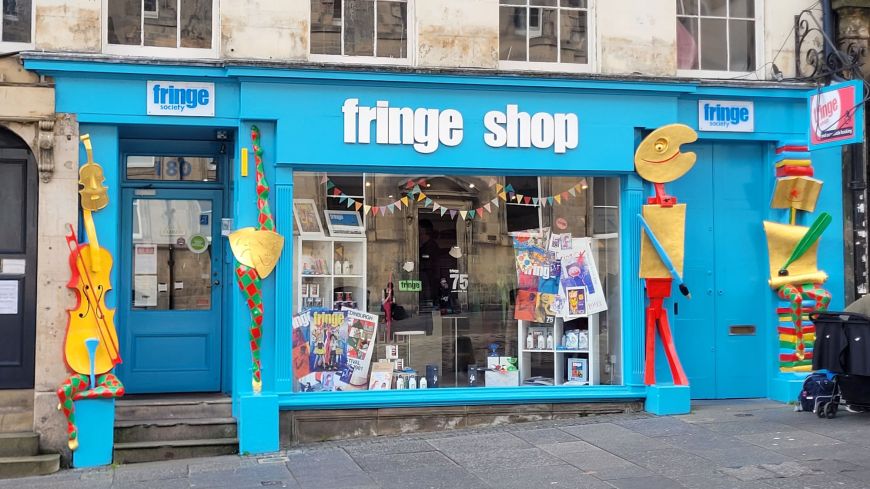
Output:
[0,454,60,479]
[0,432,38,458]
[115,396,232,421]
[114,417,237,443]
[113,438,238,465]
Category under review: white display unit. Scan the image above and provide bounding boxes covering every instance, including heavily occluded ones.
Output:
[517,315,599,386]
[295,236,367,313]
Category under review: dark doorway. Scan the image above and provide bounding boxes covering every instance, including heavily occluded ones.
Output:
[0,127,37,389]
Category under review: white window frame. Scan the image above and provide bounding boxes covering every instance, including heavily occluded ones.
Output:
[102,0,219,59]
[0,0,35,51]
[675,0,765,79]
[498,0,596,74]
[308,0,415,67]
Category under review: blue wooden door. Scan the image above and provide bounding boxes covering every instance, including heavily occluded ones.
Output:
[668,142,766,398]
[119,188,223,393]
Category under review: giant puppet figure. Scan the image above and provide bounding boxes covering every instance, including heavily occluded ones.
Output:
[57,135,125,450]
[763,142,830,372]
[229,126,284,394]
[634,124,698,386]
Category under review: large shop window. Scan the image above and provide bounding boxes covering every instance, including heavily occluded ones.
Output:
[1,0,32,45]
[676,0,756,73]
[499,0,589,67]
[106,0,214,54]
[291,173,622,393]
[310,0,409,59]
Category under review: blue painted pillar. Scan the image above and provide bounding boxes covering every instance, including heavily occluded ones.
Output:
[621,173,645,388]
[274,168,294,395]
[234,121,279,454]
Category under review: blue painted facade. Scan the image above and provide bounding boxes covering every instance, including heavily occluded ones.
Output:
[25,57,847,454]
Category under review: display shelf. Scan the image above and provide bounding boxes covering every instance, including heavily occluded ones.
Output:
[295,235,367,313]
[517,315,599,387]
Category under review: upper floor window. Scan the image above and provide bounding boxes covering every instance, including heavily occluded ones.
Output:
[310,0,409,59]
[677,0,757,73]
[105,0,216,56]
[499,1,590,68]
[1,0,32,45]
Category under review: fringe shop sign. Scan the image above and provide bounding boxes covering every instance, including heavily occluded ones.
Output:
[341,98,579,155]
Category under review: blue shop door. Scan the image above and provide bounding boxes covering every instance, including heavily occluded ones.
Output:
[668,142,767,399]
[119,189,223,393]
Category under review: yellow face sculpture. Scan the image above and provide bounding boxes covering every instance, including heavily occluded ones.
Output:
[634,124,699,183]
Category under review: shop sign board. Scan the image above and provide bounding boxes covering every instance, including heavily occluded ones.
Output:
[341,98,578,154]
[147,81,215,117]
[698,100,754,132]
[808,80,864,149]
[398,280,422,292]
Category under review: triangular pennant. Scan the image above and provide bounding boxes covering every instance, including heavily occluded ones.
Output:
[505,184,515,193]
[449,209,458,219]
[333,188,342,196]
[491,197,500,207]
[379,206,387,216]
[499,192,507,200]
[548,197,555,205]
[555,195,562,204]
[424,198,433,207]
[516,194,524,203]
[417,192,426,202]
[412,185,422,195]
[561,191,570,200]
[339,195,348,203]
[321,175,329,184]
[568,188,576,197]
[371,206,379,215]
[523,196,531,205]
[459,210,468,220]
[475,207,483,216]
[388,203,396,213]
[509,192,516,201]
[418,178,426,185]
[574,183,584,191]
[326,180,335,190]
[395,199,403,210]
[364,204,372,215]
[401,197,409,206]
[346,199,355,208]
[484,203,491,213]
[540,198,547,207]
[440,206,448,216]
[406,180,415,189]
[532,197,539,205]
[355,202,362,211]
[487,177,497,187]
[496,184,504,192]
[468,210,476,219]
[432,202,440,211]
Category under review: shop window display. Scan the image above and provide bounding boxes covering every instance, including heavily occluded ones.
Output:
[291,172,620,392]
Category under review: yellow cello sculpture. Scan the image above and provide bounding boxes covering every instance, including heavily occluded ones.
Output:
[57,135,124,451]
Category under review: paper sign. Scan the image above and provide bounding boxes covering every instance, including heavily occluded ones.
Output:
[809,80,864,149]
[134,275,158,307]
[0,259,25,275]
[134,244,158,275]
[158,283,169,292]
[174,281,184,290]
[398,280,422,292]
[0,280,19,314]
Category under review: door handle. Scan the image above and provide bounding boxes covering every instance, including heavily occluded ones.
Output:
[213,280,221,286]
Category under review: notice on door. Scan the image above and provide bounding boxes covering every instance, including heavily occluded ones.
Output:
[134,275,158,307]
[0,280,19,315]
[134,244,158,275]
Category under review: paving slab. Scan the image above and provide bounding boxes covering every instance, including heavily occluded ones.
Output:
[367,465,488,489]
[604,475,684,489]
[510,427,582,445]
[471,464,614,489]
[351,451,457,473]
[736,430,845,451]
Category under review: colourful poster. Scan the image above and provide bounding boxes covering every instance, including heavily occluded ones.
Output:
[560,238,607,316]
[341,308,379,386]
[291,311,312,389]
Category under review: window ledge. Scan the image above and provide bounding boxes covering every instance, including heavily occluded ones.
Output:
[676,69,768,81]
[102,44,219,60]
[0,41,34,52]
[308,54,411,67]
[498,60,594,74]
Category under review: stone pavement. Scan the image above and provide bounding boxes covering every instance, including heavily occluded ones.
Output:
[4,399,869,489]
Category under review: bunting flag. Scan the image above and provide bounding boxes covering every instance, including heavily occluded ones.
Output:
[321,177,589,221]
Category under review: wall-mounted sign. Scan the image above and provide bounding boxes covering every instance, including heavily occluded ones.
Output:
[147,81,215,117]
[341,99,578,155]
[398,280,422,292]
[698,100,754,132]
[809,80,864,149]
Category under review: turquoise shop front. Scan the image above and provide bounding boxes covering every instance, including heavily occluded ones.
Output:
[25,56,845,456]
